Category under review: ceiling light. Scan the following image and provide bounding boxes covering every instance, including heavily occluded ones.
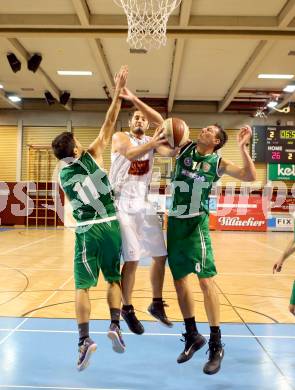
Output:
[8,95,21,102]
[283,85,295,93]
[267,101,278,108]
[258,74,294,79]
[57,70,93,76]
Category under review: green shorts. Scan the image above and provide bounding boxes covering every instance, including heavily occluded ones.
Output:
[167,214,217,280]
[290,281,295,305]
[74,220,121,289]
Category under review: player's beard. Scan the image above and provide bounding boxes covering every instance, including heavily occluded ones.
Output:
[132,127,144,136]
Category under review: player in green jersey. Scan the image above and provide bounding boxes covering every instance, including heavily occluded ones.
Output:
[51,66,128,371]
[273,212,295,316]
[168,124,256,374]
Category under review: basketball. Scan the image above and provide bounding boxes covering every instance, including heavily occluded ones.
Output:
[162,117,190,148]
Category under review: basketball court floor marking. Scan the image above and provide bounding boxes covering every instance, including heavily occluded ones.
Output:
[0,274,73,346]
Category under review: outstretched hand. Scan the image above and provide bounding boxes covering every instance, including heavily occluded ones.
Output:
[150,126,168,149]
[119,87,136,102]
[237,125,252,148]
[114,65,128,90]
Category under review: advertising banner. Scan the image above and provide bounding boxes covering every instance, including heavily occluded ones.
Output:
[216,195,267,231]
[267,214,294,232]
[268,164,295,181]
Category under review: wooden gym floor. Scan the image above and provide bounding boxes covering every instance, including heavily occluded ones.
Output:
[0,227,294,325]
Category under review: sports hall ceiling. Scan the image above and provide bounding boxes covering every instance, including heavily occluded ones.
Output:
[1,0,295,115]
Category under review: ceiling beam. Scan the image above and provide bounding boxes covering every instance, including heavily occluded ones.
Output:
[188,15,278,28]
[72,0,114,96]
[87,40,114,95]
[219,1,295,113]
[0,89,21,109]
[168,40,185,112]
[2,27,295,39]
[268,1,295,111]
[168,0,192,112]
[7,38,72,110]
[218,41,274,112]
[72,0,90,25]
[0,14,80,26]
[277,0,295,27]
[275,92,295,110]
[0,14,282,28]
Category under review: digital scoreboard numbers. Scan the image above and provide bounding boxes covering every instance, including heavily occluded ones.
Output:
[251,126,295,163]
[266,127,295,163]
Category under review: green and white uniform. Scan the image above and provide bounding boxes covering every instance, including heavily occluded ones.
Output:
[167,142,221,280]
[59,151,121,289]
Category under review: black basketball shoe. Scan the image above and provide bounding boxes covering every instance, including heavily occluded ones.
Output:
[147,301,173,327]
[177,332,207,363]
[203,341,224,375]
[121,307,144,335]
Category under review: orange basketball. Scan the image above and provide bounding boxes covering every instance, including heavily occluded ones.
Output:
[162,117,190,148]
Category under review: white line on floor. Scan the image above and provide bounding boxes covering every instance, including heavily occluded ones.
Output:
[0,386,129,390]
[0,328,294,339]
[245,237,295,259]
[0,275,73,346]
[0,268,293,276]
[0,235,55,256]
[219,272,292,277]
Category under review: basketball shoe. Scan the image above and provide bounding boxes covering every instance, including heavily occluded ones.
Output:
[177,332,207,363]
[203,337,224,375]
[121,306,144,334]
[77,337,97,371]
[107,323,126,353]
[147,301,173,327]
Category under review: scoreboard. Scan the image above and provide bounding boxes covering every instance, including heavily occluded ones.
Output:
[251,126,295,163]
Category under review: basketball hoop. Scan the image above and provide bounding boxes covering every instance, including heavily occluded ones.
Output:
[114,0,182,50]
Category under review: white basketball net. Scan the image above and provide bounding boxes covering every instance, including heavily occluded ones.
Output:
[114,0,182,50]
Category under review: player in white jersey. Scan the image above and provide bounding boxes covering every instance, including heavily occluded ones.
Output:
[109,88,175,334]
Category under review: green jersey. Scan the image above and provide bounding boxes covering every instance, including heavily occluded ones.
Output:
[59,151,116,224]
[170,142,221,217]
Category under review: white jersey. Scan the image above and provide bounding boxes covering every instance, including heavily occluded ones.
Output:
[109,132,166,261]
[109,132,154,206]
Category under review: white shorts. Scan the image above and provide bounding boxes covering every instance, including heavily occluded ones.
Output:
[117,202,167,262]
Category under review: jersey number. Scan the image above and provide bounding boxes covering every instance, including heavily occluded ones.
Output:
[73,177,100,205]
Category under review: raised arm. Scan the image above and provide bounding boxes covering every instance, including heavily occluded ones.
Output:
[112,127,167,161]
[88,65,128,160]
[120,87,164,126]
[218,125,256,181]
